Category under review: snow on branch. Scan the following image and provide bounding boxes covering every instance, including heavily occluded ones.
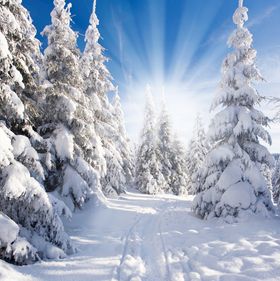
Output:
[233,2,248,27]
[93,0,97,14]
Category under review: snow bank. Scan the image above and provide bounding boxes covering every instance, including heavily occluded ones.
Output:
[0,260,34,281]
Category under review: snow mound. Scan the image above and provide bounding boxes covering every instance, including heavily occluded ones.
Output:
[0,260,34,281]
[119,255,146,281]
[45,245,66,260]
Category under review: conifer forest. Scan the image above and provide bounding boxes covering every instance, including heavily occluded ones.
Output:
[1,0,280,280]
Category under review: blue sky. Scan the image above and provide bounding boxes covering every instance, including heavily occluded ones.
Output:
[23,0,280,150]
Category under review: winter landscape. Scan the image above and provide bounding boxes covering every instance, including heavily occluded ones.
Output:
[1,0,280,280]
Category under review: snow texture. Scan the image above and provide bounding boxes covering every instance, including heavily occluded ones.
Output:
[2,192,280,281]
[0,213,19,245]
[0,123,73,264]
[0,31,10,59]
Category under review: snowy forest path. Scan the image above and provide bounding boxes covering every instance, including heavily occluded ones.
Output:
[111,193,183,281]
[15,191,189,281]
[13,191,280,281]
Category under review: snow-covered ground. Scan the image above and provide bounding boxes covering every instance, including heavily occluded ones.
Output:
[2,191,280,281]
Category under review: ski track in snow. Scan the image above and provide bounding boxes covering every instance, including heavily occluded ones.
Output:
[3,191,280,281]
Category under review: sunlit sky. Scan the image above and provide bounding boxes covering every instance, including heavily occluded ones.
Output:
[23,0,280,152]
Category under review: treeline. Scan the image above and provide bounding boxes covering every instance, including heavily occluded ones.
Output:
[135,89,209,196]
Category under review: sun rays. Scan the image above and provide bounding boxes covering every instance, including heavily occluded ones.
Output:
[108,0,227,144]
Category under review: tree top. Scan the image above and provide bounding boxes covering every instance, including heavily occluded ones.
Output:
[239,0,243,8]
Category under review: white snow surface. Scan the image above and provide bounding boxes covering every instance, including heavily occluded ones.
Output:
[0,213,19,245]
[0,31,11,59]
[0,260,33,281]
[2,191,280,281]
[221,181,256,209]
[53,125,74,161]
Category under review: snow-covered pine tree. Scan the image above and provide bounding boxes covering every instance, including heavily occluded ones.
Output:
[81,0,125,197]
[0,10,73,264]
[0,0,43,129]
[170,135,188,196]
[112,91,134,186]
[0,3,25,128]
[157,100,174,193]
[192,0,274,221]
[135,89,164,194]
[0,123,73,264]
[186,114,209,195]
[79,0,106,177]
[41,0,99,210]
[0,0,58,197]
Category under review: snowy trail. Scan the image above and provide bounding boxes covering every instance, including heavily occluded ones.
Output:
[4,191,280,281]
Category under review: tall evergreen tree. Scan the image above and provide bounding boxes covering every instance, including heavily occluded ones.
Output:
[81,0,125,197]
[112,92,134,186]
[157,100,174,193]
[186,114,209,195]
[170,135,188,196]
[0,1,27,128]
[80,0,106,177]
[135,89,164,194]
[41,0,99,210]
[0,0,43,129]
[192,1,274,221]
